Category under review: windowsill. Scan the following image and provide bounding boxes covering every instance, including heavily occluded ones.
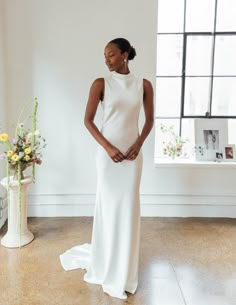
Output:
[154,157,236,168]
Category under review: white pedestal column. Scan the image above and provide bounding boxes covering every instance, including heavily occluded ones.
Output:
[1,176,34,248]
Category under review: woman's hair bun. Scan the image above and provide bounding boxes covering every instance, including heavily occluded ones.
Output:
[128,46,136,60]
[109,38,137,61]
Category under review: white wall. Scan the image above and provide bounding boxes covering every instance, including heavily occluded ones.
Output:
[0,0,6,169]
[0,0,7,226]
[2,0,236,217]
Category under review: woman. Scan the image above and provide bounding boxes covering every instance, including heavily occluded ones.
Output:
[60,38,154,299]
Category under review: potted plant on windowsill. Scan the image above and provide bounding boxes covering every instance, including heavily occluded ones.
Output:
[0,97,46,248]
[160,123,188,159]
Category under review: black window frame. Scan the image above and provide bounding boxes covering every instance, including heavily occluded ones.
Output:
[180,31,236,119]
[156,0,236,127]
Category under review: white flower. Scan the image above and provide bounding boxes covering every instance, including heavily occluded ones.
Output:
[18,123,24,129]
[34,129,40,136]
[19,152,24,158]
[27,132,33,139]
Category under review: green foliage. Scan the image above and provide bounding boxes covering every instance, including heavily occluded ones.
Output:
[160,123,188,159]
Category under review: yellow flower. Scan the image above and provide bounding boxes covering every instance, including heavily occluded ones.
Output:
[24,155,30,161]
[24,147,32,155]
[7,150,14,157]
[11,154,20,162]
[0,133,9,142]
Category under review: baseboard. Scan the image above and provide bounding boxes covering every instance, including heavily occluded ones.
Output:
[0,197,7,229]
[27,194,236,218]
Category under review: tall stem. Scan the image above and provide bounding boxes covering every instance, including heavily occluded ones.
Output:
[15,103,30,139]
[6,159,10,209]
[32,97,38,182]
[18,161,22,247]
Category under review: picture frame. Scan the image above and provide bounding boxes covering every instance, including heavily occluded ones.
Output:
[194,119,228,161]
[223,145,236,161]
[215,152,223,161]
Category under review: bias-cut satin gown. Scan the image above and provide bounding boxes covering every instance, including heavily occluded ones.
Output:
[60,71,143,299]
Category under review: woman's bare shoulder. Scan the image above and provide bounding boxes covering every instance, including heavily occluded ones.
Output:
[91,78,104,88]
[89,78,104,101]
[143,78,153,88]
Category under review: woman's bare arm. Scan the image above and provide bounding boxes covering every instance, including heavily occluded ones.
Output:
[84,78,125,162]
[126,79,154,160]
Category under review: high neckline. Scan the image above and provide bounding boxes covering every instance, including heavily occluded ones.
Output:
[112,71,134,79]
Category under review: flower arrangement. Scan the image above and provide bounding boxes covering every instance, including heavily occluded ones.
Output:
[0,97,46,180]
[160,123,188,159]
[0,97,46,244]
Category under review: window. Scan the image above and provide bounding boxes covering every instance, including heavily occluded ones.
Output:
[155,0,236,159]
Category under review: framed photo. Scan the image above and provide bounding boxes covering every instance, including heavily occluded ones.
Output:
[223,145,236,161]
[215,152,223,161]
[194,119,228,161]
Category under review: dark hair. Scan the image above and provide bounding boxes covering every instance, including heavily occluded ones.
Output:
[109,38,136,60]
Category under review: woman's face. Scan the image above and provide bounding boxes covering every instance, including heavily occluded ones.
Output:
[104,43,126,72]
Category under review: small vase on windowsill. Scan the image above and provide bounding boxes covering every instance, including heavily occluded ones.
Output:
[1,172,34,248]
[163,145,184,160]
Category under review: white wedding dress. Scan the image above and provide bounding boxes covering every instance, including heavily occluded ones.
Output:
[60,71,143,299]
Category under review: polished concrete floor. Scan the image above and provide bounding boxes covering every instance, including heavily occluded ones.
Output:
[0,217,236,305]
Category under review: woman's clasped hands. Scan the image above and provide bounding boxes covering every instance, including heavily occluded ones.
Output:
[105,141,142,163]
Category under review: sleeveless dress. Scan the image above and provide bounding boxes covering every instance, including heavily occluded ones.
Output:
[60,71,143,300]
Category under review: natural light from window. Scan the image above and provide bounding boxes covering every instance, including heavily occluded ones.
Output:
[155,0,236,162]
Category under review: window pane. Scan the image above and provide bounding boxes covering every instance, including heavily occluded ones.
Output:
[156,78,181,117]
[185,35,213,76]
[186,0,215,32]
[216,0,236,31]
[184,77,211,116]
[228,119,236,144]
[155,118,180,158]
[157,0,184,33]
[214,35,236,76]
[181,118,195,157]
[156,35,183,76]
[212,77,236,116]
